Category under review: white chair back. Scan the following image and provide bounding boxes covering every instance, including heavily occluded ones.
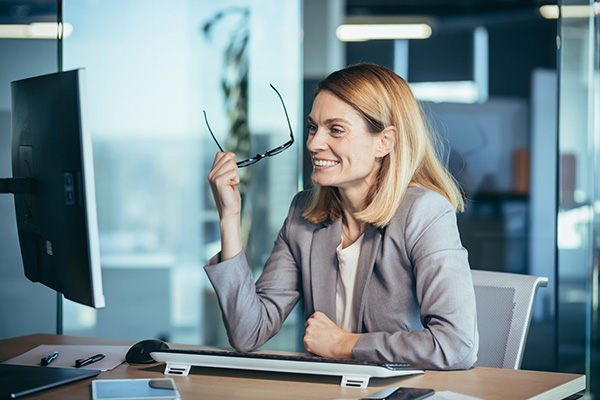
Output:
[471,269,548,369]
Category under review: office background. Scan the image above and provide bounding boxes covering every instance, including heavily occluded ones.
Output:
[0,0,598,396]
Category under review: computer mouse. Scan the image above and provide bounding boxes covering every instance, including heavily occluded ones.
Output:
[125,339,170,364]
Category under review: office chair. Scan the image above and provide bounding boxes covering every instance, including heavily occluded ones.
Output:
[471,269,548,369]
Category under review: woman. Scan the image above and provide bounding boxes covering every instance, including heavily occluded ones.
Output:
[206,63,478,370]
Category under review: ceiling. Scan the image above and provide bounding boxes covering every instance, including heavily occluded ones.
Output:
[0,0,56,24]
[0,0,554,24]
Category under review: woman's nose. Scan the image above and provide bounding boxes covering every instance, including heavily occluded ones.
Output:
[307,129,327,152]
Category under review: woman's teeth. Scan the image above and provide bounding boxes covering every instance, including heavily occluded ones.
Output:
[314,159,339,167]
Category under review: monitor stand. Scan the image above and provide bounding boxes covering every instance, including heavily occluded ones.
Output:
[0,177,32,194]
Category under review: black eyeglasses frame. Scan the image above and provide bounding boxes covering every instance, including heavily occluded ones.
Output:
[203,84,294,168]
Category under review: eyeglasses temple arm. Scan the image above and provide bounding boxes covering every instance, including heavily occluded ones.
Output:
[203,110,225,152]
[269,84,294,142]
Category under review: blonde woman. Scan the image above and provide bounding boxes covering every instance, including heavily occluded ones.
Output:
[206,63,478,370]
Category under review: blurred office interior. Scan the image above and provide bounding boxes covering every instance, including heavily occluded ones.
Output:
[0,0,598,396]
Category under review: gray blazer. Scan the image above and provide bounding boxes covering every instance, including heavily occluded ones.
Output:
[205,186,479,370]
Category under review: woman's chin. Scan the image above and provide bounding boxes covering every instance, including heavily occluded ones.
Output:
[311,175,331,187]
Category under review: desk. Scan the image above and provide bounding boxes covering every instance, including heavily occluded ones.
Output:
[0,334,586,400]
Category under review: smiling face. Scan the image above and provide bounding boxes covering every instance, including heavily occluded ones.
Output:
[307,90,393,199]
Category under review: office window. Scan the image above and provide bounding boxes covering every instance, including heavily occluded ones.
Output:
[61,0,302,350]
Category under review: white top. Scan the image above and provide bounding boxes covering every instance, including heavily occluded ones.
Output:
[335,234,364,333]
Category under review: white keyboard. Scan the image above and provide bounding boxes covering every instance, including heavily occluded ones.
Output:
[150,349,423,388]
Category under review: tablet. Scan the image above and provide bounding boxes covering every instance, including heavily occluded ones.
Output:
[91,378,180,400]
[0,364,100,399]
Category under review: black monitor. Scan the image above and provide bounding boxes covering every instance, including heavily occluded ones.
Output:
[0,69,105,309]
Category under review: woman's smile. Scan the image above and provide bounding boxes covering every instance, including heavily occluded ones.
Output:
[312,157,340,168]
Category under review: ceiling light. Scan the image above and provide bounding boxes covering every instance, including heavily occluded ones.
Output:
[0,22,73,39]
[336,24,432,42]
[410,81,480,104]
[539,4,599,19]
[539,5,559,19]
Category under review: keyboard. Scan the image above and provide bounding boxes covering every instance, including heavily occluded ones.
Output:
[150,348,423,388]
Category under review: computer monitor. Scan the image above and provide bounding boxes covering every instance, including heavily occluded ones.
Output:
[1,69,105,309]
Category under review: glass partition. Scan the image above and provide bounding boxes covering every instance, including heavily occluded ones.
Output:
[0,3,60,340]
[61,0,302,350]
[556,0,600,393]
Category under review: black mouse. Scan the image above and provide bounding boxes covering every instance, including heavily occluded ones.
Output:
[126,339,170,364]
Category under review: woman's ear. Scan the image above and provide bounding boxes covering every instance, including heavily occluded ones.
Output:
[376,126,396,158]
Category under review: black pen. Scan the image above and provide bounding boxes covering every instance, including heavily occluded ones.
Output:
[40,351,58,366]
[75,353,105,368]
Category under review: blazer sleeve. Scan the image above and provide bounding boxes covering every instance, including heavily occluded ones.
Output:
[203,194,303,352]
[352,191,479,370]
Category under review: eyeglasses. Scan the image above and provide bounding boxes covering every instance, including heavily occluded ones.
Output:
[203,84,294,168]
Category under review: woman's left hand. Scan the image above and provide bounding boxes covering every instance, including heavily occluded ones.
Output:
[303,312,361,359]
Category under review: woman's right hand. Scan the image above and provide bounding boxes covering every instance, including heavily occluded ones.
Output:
[208,152,243,260]
[208,152,242,219]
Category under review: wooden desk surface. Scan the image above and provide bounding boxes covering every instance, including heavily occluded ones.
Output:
[0,334,586,400]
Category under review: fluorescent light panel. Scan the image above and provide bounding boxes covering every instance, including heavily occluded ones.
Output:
[336,23,432,41]
[539,4,600,19]
[0,22,73,39]
[410,81,480,104]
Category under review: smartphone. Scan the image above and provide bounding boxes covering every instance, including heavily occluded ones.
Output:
[91,378,180,400]
[362,386,435,400]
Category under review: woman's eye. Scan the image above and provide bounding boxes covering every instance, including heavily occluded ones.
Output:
[307,124,317,134]
[331,127,344,135]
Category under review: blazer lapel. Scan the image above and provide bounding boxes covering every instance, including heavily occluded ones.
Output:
[354,227,382,332]
[309,219,341,322]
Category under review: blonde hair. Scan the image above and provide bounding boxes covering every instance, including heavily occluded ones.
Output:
[303,63,464,227]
